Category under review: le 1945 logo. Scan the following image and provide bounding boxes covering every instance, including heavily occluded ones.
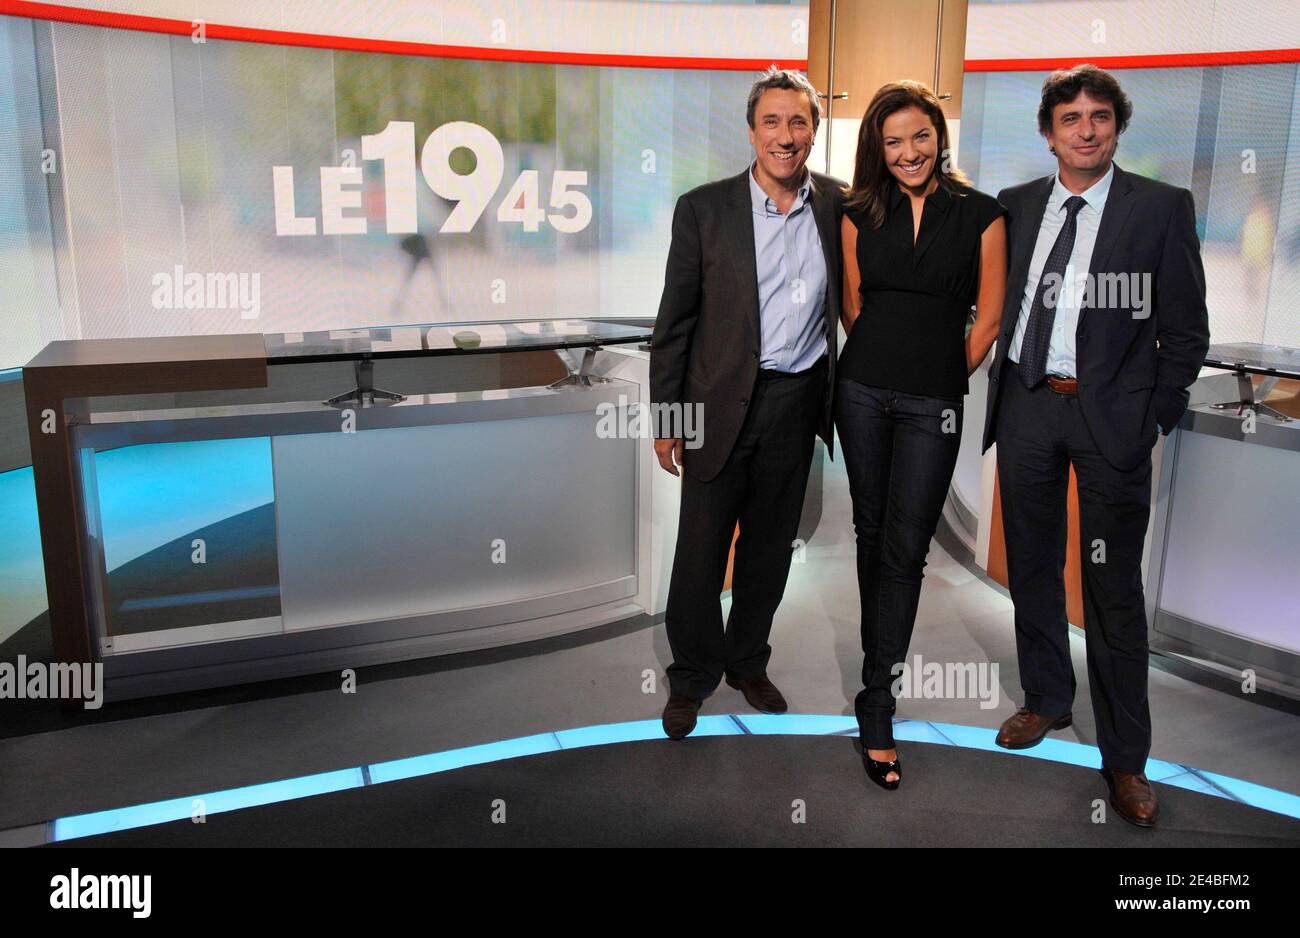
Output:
[273,120,591,237]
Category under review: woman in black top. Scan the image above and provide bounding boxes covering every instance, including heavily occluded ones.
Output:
[837,81,1006,789]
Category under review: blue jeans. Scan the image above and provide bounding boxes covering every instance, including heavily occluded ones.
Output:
[834,377,963,748]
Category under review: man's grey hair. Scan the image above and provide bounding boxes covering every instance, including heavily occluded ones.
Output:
[746,66,822,132]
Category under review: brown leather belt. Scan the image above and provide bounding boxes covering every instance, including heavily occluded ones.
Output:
[1045,374,1078,395]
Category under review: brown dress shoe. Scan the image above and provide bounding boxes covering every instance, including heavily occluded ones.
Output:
[662,694,703,739]
[1103,768,1159,828]
[995,706,1072,749]
[725,673,788,714]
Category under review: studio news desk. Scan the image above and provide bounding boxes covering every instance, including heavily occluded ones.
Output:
[1147,343,1300,696]
[23,320,657,702]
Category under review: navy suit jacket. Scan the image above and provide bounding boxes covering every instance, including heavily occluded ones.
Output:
[982,163,1210,471]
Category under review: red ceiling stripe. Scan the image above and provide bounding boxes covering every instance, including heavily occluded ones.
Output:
[965,48,1300,72]
[0,0,807,71]
[7,2,1296,75]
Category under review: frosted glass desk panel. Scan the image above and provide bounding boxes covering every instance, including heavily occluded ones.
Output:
[1158,431,1300,651]
[273,410,636,631]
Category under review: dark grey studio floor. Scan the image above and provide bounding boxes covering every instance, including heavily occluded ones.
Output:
[1,441,1297,844]
[51,736,1300,848]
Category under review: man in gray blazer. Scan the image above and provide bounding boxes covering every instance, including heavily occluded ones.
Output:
[650,67,845,739]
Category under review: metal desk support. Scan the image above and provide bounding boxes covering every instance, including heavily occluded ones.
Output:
[1210,367,1292,423]
[324,356,406,408]
[549,346,611,389]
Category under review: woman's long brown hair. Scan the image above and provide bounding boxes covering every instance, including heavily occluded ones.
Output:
[843,80,971,229]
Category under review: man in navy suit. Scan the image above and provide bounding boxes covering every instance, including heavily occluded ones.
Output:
[982,65,1209,827]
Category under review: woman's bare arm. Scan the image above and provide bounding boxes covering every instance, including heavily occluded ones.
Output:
[841,214,862,335]
[967,216,1007,375]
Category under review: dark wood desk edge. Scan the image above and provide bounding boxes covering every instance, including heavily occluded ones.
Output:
[22,338,270,711]
[24,334,267,370]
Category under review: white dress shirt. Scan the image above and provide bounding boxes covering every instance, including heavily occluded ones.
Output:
[1007,163,1115,377]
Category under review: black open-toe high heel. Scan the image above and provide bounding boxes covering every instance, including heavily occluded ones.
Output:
[862,746,902,790]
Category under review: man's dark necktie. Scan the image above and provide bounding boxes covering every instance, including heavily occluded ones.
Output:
[1019,195,1088,388]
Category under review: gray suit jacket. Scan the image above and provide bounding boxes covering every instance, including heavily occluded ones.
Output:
[650,167,845,482]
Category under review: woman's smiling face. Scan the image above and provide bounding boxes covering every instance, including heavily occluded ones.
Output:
[881,106,939,193]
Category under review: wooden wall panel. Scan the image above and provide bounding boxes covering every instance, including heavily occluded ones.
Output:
[809,0,969,122]
[987,461,1087,629]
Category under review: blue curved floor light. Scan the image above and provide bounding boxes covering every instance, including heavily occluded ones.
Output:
[3,455,1295,838]
[47,715,1300,843]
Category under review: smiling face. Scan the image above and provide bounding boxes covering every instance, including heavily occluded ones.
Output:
[748,88,815,190]
[880,106,939,194]
[1045,88,1118,181]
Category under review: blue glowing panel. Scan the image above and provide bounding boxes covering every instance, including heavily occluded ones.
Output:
[733,713,857,735]
[694,715,746,736]
[1195,769,1300,819]
[928,721,1004,753]
[53,767,365,841]
[368,732,560,784]
[1159,771,1228,797]
[1143,758,1189,783]
[893,721,957,745]
[555,719,668,749]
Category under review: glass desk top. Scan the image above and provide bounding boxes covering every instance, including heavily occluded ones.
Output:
[1203,343,1300,379]
[263,318,653,364]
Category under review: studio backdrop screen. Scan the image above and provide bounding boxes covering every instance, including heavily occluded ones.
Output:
[0,1,810,371]
[959,0,1300,350]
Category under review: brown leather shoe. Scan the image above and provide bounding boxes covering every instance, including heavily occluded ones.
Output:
[1103,768,1159,828]
[662,694,703,740]
[995,706,1072,749]
[725,673,788,714]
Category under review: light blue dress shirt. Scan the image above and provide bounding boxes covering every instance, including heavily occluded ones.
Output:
[748,162,828,373]
[1007,163,1115,378]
